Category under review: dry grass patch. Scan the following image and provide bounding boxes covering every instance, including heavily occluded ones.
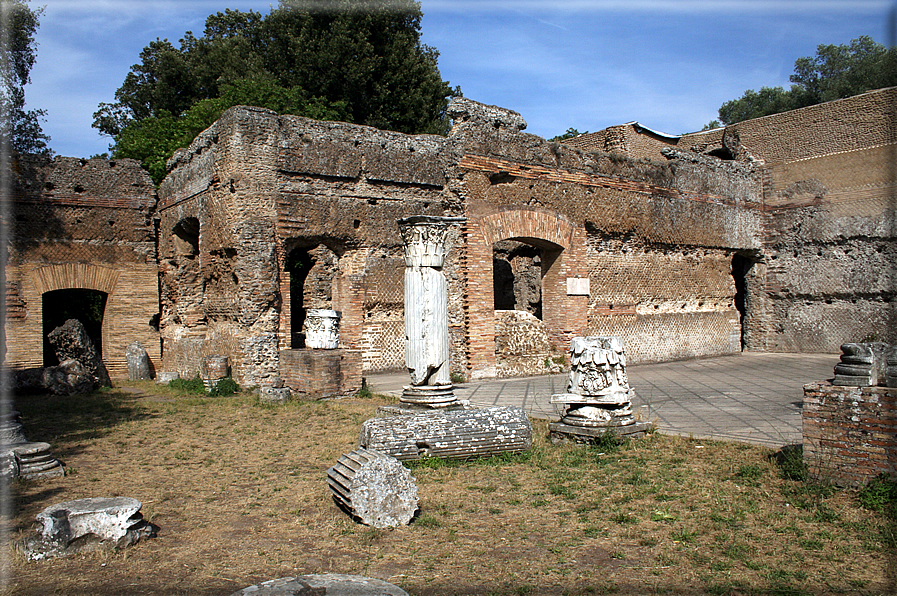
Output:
[3,382,894,595]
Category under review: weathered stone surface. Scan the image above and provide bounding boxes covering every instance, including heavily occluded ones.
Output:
[126,341,153,380]
[551,337,635,428]
[0,410,28,445]
[21,497,156,560]
[887,347,897,389]
[155,371,179,384]
[833,343,890,387]
[327,448,418,528]
[305,309,341,349]
[259,386,292,403]
[230,574,409,596]
[398,216,466,407]
[47,319,111,387]
[358,406,532,461]
[13,360,97,395]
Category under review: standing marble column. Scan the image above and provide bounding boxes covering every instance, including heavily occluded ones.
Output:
[398,215,465,407]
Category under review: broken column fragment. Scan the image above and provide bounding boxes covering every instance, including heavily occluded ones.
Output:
[327,448,418,528]
[359,406,533,461]
[126,341,153,380]
[833,342,890,387]
[230,574,409,596]
[397,215,466,408]
[549,336,651,443]
[21,497,156,560]
[0,410,64,480]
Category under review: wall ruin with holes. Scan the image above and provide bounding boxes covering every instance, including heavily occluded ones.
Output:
[151,99,765,384]
[565,87,897,354]
[13,92,889,385]
[5,156,160,379]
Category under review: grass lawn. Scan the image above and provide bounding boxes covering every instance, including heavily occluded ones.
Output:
[4,382,895,595]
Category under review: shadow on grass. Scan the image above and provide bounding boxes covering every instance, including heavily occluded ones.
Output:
[13,387,157,462]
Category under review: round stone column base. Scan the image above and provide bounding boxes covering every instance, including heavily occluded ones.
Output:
[400,383,457,408]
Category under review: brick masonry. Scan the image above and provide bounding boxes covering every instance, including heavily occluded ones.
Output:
[803,382,897,486]
[6,157,160,379]
[6,92,893,386]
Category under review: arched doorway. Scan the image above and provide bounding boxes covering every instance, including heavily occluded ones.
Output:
[284,243,339,348]
[42,288,108,366]
[493,239,542,319]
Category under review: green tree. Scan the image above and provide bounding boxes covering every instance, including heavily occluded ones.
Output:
[94,0,457,183]
[0,0,51,155]
[717,36,897,125]
[549,128,586,142]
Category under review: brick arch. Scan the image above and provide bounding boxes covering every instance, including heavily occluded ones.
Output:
[477,209,576,249]
[30,263,120,295]
[464,209,589,379]
[31,264,122,366]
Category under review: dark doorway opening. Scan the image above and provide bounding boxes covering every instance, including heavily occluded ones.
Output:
[493,240,543,319]
[731,254,752,350]
[42,288,108,366]
[286,248,314,348]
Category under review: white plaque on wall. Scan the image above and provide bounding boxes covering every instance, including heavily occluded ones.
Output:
[566,277,590,296]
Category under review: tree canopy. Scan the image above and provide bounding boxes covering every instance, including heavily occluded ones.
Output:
[715,36,897,126]
[94,0,458,183]
[1,0,51,155]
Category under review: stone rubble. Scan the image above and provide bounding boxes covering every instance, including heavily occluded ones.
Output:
[47,318,111,388]
[21,496,156,560]
[327,448,418,528]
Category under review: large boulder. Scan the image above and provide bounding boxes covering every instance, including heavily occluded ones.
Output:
[47,319,110,387]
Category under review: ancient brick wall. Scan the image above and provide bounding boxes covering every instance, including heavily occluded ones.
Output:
[803,382,897,486]
[157,106,460,386]
[447,99,762,369]
[565,88,896,355]
[5,156,159,379]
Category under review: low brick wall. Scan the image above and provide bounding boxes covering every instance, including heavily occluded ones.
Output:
[280,348,362,399]
[802,382,897,486]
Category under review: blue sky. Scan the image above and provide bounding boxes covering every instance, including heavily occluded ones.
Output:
[24,0,895,158]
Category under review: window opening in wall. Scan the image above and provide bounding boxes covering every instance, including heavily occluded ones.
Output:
[172,217,199,257]
[285,248,315,348]
[493,239,543,319]
[732,254,752,350]
[42,289,107,366]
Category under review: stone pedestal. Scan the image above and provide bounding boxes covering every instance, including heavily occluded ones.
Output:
[279,348,362,399]
[304,309,341,349]
[549,336,648,442]
[397,215,465,408]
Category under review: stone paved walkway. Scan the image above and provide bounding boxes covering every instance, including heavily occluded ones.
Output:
[363,352,838,448]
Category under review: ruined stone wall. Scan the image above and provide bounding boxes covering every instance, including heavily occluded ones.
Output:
[448,99,763,370]
[752,89,897,351]
[158,106,462,385]
[566,88,896,355]
[5,157,159,379]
